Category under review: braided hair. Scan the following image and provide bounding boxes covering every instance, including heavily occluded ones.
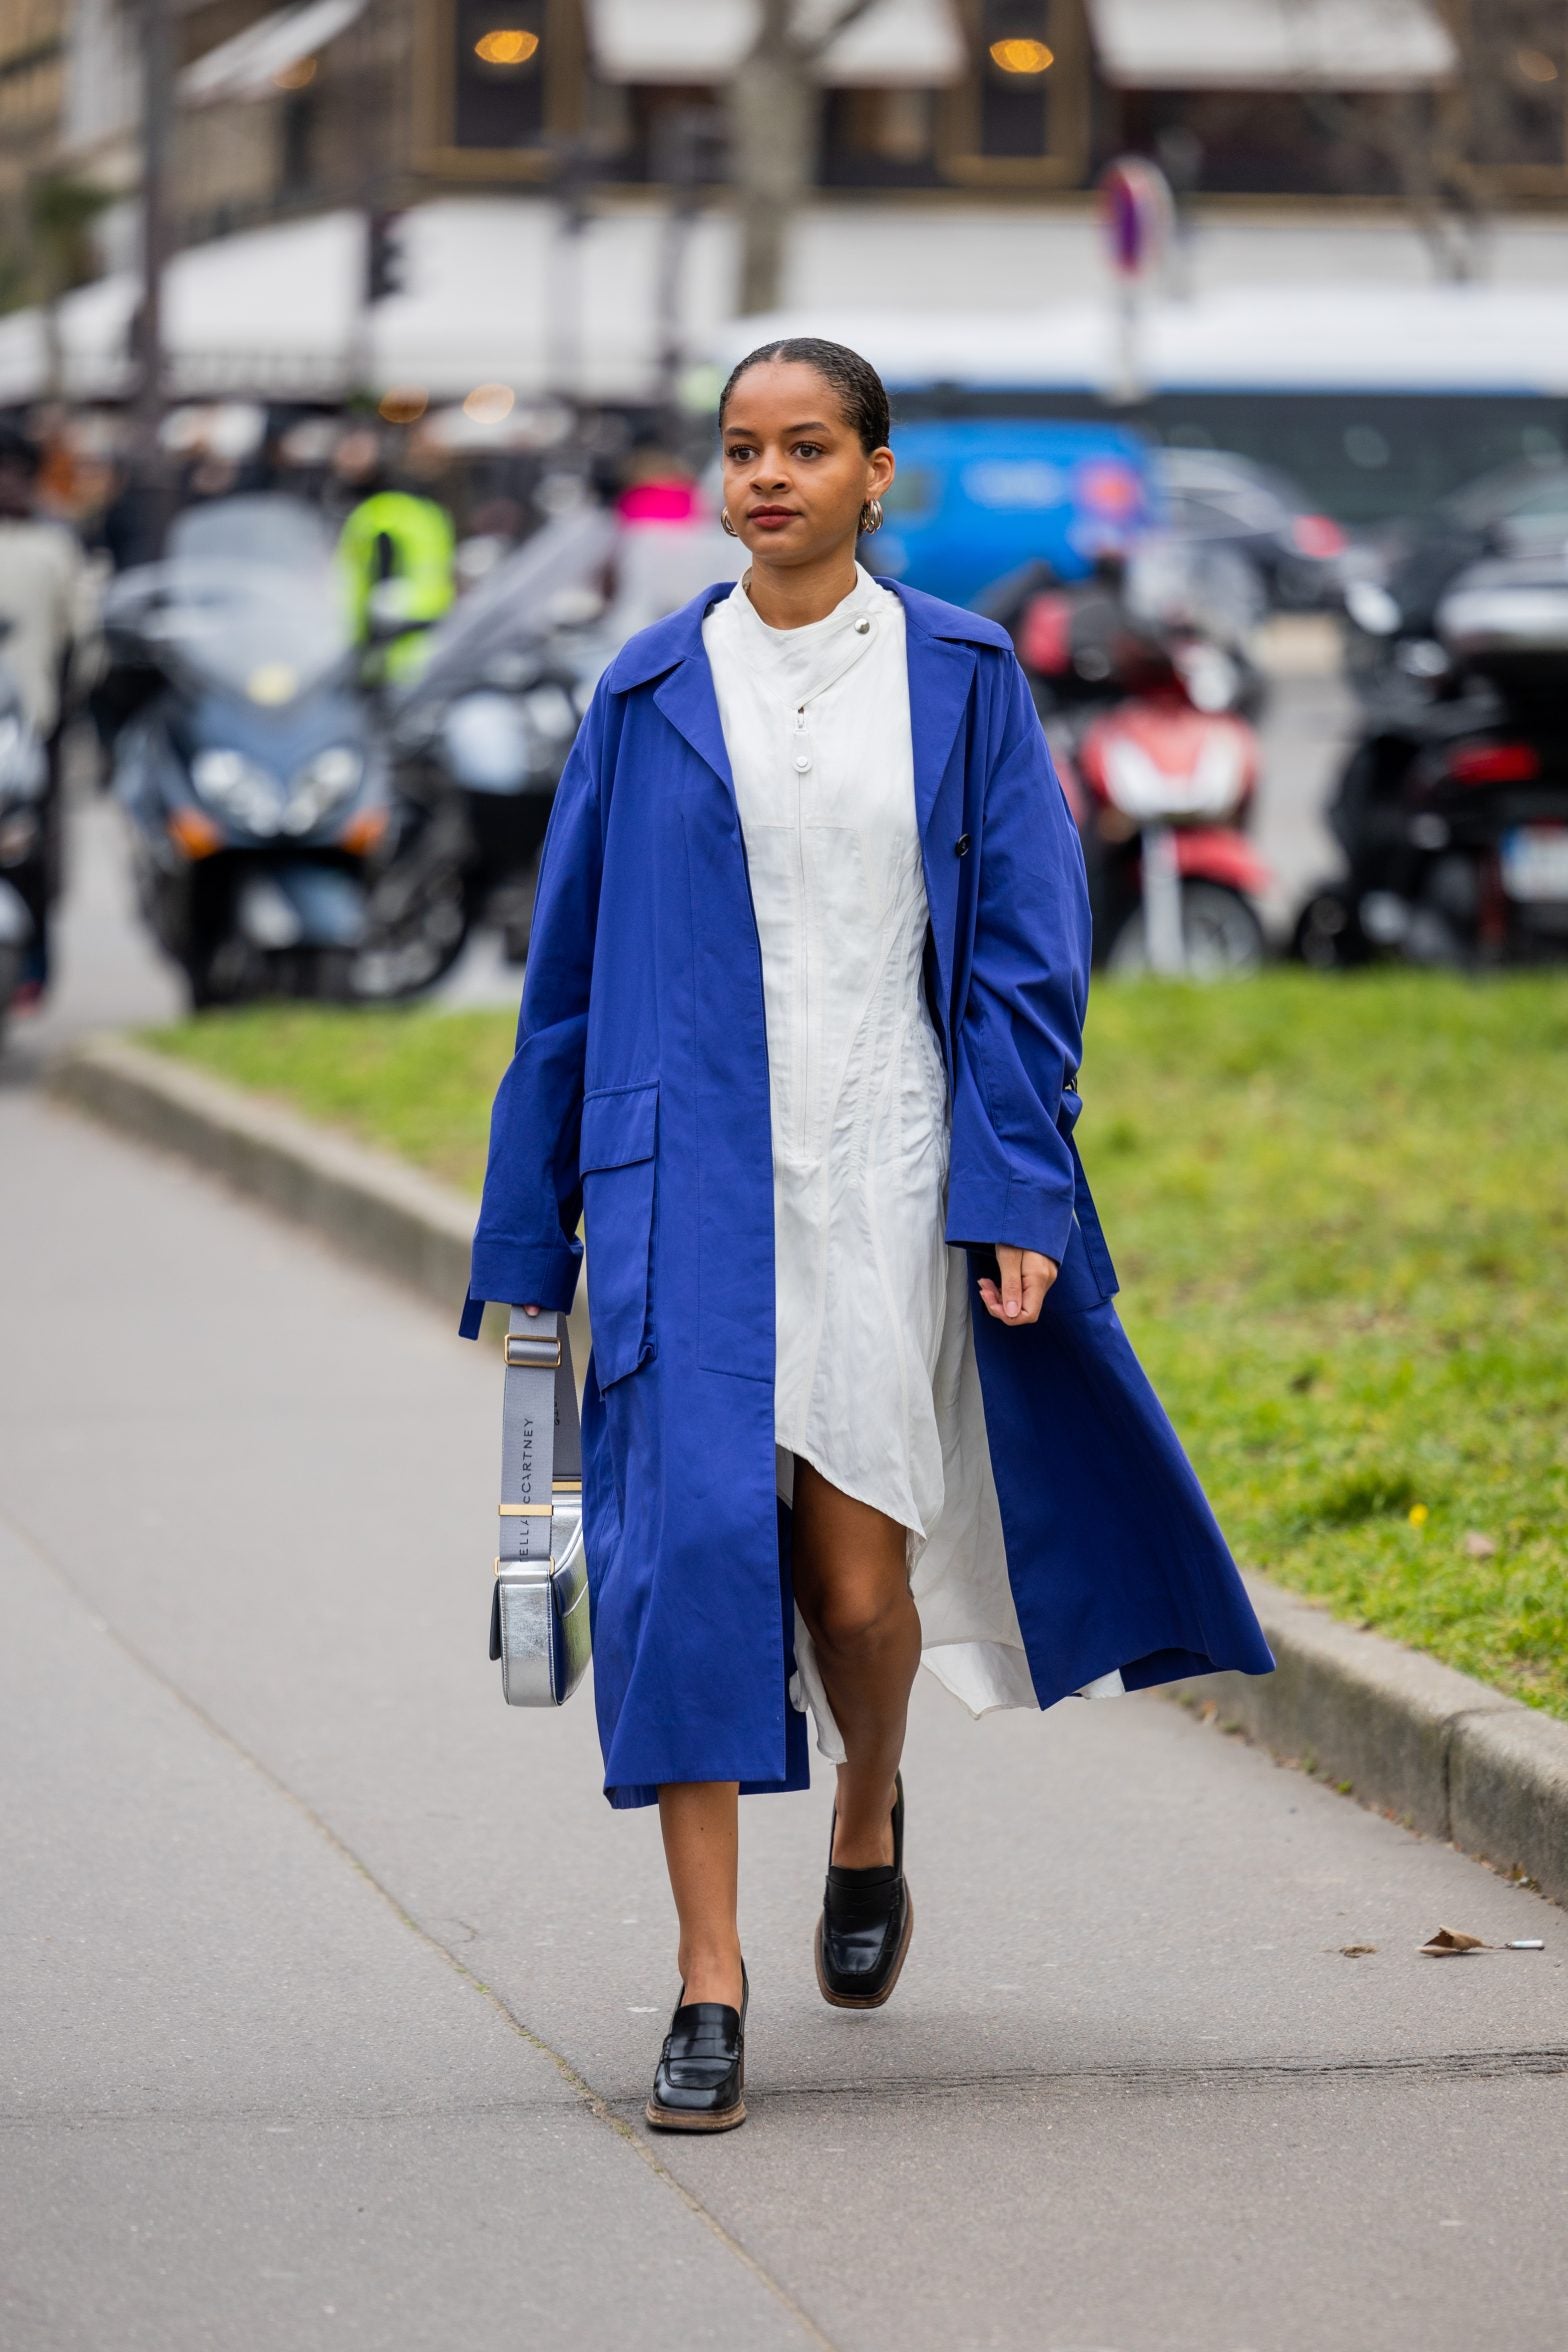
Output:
[718,337,891,455]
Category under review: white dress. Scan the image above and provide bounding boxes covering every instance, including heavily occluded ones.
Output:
[702,565,1124,1760]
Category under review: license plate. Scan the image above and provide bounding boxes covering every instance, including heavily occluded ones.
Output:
[1500,825,1568,902]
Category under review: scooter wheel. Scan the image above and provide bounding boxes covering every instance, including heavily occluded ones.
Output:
[1107,882,1266,978]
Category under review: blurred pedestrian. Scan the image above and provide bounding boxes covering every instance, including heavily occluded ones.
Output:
[335,429,455,682]
[0,424,91,988]
[461,338,1274,2133]
[0,426,89,742]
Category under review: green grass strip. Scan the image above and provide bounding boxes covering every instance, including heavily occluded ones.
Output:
[145,969,1568,1718]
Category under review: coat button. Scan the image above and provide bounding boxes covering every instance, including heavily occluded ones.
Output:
[794,753,812,772]
[853,617,871,635]
[955,832,970,856]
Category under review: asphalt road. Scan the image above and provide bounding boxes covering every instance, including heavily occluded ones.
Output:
[3,1064,1566,2350]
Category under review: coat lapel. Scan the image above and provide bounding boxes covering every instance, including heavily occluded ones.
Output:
[891,593,977,850]
[653,653,736,796]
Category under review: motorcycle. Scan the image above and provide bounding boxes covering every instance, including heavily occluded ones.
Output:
[1297,553,1568,968]
[995,541,1272,974]
[101,496,411,1009]
[1066,652,1270,976]
[384,510,617,965]
[0,636,49,1049]
[1341,460,1568,703]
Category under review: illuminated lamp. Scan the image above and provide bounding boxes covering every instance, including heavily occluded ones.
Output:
[989,38,1054,73]
[474,29,539,65]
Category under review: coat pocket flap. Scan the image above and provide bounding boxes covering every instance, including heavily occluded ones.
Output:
[580,1081,658,1172]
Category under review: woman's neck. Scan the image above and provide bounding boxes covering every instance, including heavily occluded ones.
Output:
[744,547,860,631]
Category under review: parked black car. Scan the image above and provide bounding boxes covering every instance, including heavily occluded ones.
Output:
[1153,446,1351,611]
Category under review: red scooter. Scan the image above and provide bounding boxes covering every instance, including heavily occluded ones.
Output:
[1069,653,1270,974]
[1003,554,1272,974]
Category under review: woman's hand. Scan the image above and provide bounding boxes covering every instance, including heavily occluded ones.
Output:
[977,1246,1058,1326]
[521,1303,542,1316]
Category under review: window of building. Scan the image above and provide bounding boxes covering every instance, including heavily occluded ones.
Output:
[939,0,1088,184]
[823,86,941,184]
[417,0,584,177]
[1458,0,1568,190]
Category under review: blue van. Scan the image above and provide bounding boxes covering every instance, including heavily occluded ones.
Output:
[871,418,1158,608]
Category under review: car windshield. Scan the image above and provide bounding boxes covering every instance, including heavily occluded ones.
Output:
[107,496,349,702]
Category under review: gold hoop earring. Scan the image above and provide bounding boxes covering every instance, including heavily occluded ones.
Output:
[858,497,884,535]
[720,509,739,538]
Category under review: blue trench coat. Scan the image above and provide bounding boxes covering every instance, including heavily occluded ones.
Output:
[460,579,1275,1807]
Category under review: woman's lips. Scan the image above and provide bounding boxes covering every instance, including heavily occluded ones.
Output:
[748,508,798,529]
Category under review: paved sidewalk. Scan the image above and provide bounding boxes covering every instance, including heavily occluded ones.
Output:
[2,1086,1564,2352]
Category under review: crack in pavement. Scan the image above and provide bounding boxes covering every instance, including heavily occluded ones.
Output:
[18,2050,1560,2145]
[15,2045,1564,2132]
[3,1504,840,2352]
[688,2045,1568,2117]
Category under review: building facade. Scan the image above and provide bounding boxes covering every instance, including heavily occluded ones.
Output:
[30,0,1568,253]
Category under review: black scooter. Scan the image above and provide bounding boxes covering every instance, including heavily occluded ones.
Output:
[101,497,398,1009]
[385,510,616,964]
[0,636,49,1048]
[1297,554,1568,967]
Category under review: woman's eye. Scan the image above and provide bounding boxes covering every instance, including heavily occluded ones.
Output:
[792,443,822,459]
[724,444,753,462]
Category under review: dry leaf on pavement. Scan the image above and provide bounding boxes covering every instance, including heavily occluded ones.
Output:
[1420,1926,1491,1956]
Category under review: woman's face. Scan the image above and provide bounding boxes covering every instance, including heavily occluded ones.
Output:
[719,361,894,570]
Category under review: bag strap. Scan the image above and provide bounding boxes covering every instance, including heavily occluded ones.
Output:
[499,1307,581,1566]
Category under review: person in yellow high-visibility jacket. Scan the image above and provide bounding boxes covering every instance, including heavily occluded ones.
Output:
[339,486,455,682]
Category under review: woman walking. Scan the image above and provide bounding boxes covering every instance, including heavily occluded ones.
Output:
[460,338,1274,2132]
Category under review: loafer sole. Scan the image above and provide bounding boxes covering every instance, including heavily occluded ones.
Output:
[814,1882,915,2010]
[644,2094,746,2132]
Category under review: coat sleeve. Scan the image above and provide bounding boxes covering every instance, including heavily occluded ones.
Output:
[943,650,1090,1272]
[458,681,609,1337]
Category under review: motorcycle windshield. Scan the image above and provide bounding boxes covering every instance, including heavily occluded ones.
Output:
[106,497,350,705]
[395,508,618,714]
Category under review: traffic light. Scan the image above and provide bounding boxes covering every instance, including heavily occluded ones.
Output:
[365,210,407,306]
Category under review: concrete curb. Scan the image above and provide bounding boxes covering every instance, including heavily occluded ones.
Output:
[44,1032,593,1371]
[1170,1591,1568,1905]
[47,1030,1568,1908]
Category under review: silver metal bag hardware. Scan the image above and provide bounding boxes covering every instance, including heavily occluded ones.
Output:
[489,1306,591,1706]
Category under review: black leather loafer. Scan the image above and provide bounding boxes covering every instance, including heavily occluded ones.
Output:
[815,1771,914,2009]
[644,1962,748,2131]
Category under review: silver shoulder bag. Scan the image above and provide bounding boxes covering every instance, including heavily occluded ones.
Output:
[488,1306,591,1706]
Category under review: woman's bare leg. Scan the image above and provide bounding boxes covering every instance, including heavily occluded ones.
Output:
[790,1457,921,1868]
[657,1781,744,2009]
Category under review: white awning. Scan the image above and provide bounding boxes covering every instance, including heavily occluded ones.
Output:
[1086,0,1457,90]
[586,0,965,87]
[180,0,368,107]
[0,209,366,403]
